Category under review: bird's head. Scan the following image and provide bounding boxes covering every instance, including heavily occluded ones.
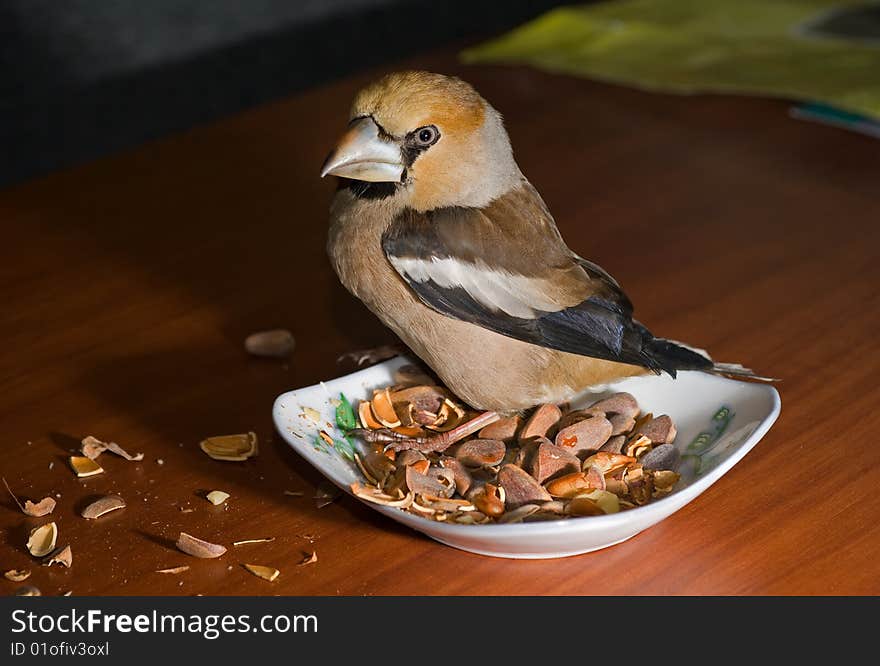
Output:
[321,71,521,211]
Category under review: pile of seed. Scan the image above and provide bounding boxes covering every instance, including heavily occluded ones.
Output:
[350,383,682,524]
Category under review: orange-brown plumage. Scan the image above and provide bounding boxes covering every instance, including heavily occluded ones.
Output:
[322,71,764,413]
[351,71,485,137]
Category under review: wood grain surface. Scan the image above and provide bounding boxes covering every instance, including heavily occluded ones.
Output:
[1,47,878,596]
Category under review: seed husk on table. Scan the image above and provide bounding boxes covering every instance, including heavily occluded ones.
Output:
[104,441,144,461]
[81,494,126,519]
[43,544,72,568]
[23,497,56,517]
[205,490,230,506]
[156,565,190,574]
[27,522,58,557]
[233,537,276,546]
[3,477,57,517]
[244,329,295,358]
[243,564,281,581]
[69,456,104,478]
[176,532,227,558]
[200,432,258,461]
[81,435,144,461]
[80,436,105,459]
[299,551,318,566]
[4,569,31,582]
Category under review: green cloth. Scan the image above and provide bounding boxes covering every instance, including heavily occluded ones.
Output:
[462,0,880,120]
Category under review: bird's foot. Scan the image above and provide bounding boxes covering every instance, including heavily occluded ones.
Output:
[337,344,406,367]
[349,410,500,454]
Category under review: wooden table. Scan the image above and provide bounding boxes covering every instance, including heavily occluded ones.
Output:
[2,45,878,596]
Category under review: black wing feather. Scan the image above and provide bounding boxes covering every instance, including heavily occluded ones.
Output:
[406,276,664,371]
[381,187,711,375]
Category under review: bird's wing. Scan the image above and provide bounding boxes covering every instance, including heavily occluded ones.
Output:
[381,182,667,371]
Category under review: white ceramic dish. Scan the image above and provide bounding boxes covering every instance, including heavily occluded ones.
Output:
[272,356,780,559]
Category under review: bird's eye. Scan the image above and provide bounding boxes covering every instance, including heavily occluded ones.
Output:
[413,125,440,147]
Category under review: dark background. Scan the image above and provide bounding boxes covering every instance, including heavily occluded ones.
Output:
[0,0,572,189]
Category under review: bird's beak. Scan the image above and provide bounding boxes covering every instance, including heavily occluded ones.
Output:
[320,116,404,182]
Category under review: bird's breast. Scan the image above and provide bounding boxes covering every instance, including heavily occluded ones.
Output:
[326,194,644,411]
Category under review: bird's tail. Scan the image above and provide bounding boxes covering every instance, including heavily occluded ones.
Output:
[646,338,777,382]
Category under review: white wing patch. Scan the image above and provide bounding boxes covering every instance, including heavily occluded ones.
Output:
[388,255,571,319]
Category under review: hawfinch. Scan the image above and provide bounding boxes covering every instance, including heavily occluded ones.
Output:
[322,71,763,443]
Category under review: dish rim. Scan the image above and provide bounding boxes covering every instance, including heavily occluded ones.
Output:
[272,357,781,534]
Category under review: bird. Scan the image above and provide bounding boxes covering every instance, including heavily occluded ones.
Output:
[321,71,766,449]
